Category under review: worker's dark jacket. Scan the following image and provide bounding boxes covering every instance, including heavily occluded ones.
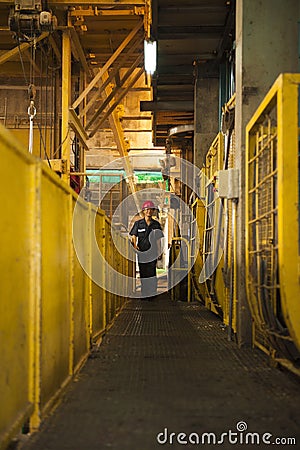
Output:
[129,218,163,264]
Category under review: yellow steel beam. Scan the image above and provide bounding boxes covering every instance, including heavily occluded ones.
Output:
[79,35,141,118]
[0,0,145,2]
[69,108,89,152]
[144,0,151,39]
[86,54,143,133]
[100,72,139,207]
[48,34,61,62]
[69,7,141,16]
[277,73,300,350]
[61,30,71,182]
[89,66,144,137]
[0,32,49,66]
[58,0,145,3]
[72,20,143,110]
[69,27,93,79]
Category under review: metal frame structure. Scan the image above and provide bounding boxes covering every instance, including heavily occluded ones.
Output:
[0,123,135,447]
[191,95,237,336]
[246,73,300,372]
[0,1,150,205]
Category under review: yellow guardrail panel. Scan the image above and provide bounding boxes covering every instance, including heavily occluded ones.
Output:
[246,73,300,361]
[0,124,133,449]
[202,132,226,316]
[91,211,106,341]
[40,166,72,411]
[72,197,90,371]
[193,94,237,334]
[0,126,35,448]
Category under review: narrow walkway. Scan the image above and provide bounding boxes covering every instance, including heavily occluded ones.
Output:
[21,295,300,450]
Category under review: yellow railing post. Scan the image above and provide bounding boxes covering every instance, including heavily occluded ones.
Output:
[68,193,74,376]
[29,162,42,432]
[61,30,71,183]
[101,213,107,330]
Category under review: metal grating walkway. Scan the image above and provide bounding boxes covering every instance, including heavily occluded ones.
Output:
[20,295,300,450]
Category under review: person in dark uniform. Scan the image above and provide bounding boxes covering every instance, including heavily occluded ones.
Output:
[129,200,164,298]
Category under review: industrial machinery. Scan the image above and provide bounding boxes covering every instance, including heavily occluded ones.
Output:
[9,0,57,40]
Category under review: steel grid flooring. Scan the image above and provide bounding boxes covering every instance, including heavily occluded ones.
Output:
[20,296,300,450]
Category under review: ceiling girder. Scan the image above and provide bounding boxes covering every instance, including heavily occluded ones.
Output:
[0,0,145,4]
[140,100,194,112]
[72,19,143,110]
[0,32,49,66]
[89,66,144,137]
[86,53,143,131]
[79,34,142,118]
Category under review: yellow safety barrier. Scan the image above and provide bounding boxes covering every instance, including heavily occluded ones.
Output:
[191,199,206,303]
[246,73,300,372]
[200,132,226,318]
[0,125,134,449]
[192,95,237,335]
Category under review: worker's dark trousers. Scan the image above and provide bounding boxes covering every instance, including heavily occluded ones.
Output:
[138,259,157,297]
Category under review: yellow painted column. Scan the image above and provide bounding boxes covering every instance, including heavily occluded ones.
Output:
[86,203,93,348]
[61,31,71,183]
[101,214,107,330]
[277,74,300,349]
[68,193,74,375]
[29,163,42,431]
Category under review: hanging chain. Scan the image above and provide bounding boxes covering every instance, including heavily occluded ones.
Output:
[27,35,37,153]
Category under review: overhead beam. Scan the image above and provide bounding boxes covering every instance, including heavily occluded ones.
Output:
[69,108,89,151]
[86,53,143,131]
[158,65,193,75]
[157,54,216,65]
[72,20,143,109]
[0,0,145,3]
[159,25,224,34]
[89,67,144,137]
[48,34,61,62]
[79,34,142,117]
[216,0,235,59]
[0,32,49,66]
[140,100,194,112]
[100,71,139,208]
[69,27,93,78]
[69,8,140,16]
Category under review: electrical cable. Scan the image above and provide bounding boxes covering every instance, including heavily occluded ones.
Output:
[17,40,28,85]
[36,119,52,168]
[53,128,70,159]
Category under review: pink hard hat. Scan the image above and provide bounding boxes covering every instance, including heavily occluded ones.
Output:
[142,200,156,210]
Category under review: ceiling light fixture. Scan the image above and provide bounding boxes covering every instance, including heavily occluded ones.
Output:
[144,40,157,75]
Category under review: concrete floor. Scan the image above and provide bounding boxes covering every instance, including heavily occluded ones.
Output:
[19,295,300,450]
